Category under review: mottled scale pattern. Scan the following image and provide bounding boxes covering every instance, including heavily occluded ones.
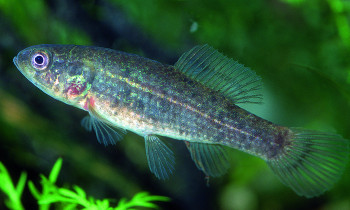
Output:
[67,46,290,160]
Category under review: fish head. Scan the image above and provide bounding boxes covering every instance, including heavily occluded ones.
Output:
[13,44,95,109]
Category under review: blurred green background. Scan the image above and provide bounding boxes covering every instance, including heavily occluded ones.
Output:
[1,0,350,209]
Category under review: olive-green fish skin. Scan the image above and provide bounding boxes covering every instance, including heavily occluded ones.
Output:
[14,44,289,160]
[91,48,289,159]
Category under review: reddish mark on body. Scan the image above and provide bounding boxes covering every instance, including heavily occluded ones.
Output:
[67,82,86,97]
[83,97,95,111]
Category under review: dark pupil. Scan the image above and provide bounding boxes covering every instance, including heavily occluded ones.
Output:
[35,55,44,65]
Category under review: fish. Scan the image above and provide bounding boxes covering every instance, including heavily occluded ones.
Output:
[13,44,349,198]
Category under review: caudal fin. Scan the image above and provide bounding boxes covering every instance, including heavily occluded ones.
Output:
[267,128,349,198]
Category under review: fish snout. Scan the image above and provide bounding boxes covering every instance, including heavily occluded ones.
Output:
[13,56,19,68]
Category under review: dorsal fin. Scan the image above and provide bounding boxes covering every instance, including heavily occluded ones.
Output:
[175,45,262,104]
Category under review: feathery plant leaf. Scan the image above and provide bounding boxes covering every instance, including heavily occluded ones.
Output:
[116,191,170,210]
[48,157,62,183]
[1,159,170,209]
[0,162,26,210]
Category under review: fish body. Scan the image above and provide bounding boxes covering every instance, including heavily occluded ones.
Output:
[14,44,349,198]
[79,46,284,159]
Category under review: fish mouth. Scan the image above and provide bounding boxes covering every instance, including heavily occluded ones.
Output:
[13,55,30,81]
[13,56,19,69]
[13,55,25,75]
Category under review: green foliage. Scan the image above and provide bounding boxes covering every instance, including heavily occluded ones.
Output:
[116,192,170,210]
[0,159,169,210]
[327,0,350,47]
[0,162,26,210]
[280,0,305,5]
[0,0,91,45]
[110,0,184,50]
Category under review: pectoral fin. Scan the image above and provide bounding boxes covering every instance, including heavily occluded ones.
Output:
[81,114,126,146]
[145,135,175,180]
[185,141,230,177]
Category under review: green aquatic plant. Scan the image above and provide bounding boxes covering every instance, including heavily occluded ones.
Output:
[0,158,169,210]
[0,162,27,210]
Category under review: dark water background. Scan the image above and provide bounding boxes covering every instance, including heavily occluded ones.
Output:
[0,0,349,209]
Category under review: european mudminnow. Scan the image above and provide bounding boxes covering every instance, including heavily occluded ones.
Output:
[13,44,349,198]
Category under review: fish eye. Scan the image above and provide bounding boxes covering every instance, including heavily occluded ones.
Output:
[31,51,49,70]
